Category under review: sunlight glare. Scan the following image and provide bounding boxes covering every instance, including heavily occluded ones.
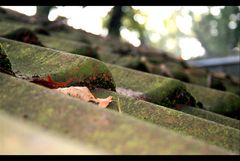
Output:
[133,14,146,25]
[49,6,113,35]
[1,6,36,16]
[120,28,141,47]
[179,38,205,60]
[176,15,192,34]
[210,7,221,16]
[149,33,161,43]
[166,39,176,50]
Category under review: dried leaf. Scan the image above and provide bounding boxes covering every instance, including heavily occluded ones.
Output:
[56,86,112,108]
[31,74,73,89]
[56,87,95,101]
[96,96,113,108]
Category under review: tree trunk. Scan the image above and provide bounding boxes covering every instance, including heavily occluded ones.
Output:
[35,6,53,25]
[107,6,124,38]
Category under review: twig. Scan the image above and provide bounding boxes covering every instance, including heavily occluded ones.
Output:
[117,97,122,114]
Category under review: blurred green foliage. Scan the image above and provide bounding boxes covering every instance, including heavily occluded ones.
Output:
[191,6,240,58]
[102,6,148,45]
[102,6,240,58]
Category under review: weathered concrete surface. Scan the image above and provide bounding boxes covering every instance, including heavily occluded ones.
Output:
[0,20,36,34]
[0,72,233,154]
[0,38,115,90]
[186,83,240,117]
[106,64,197,108]
[179,106,240,130]
[38,34,87,51]
[37,35,99,59]
[93,88,240,152]
[49,27,103,46]
[108,64,240,118]
[40,33,146,72]
[0,111,107,155]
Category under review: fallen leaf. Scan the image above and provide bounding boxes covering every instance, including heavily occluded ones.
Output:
[96,96,113,108]
[56,86,112,108]
[31,74,73,89]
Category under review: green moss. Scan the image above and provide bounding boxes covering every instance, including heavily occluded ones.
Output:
[39,33,100,59]
[0,37,115,91]
[179,106,240,130]
[34,27,51,36]
[186,83,240,118]
[108,64,240,118]
[0,20,33,34]
[209,77,226,91]
[115,56,149,72]
[76,73,116,91]
[165,62,185,72]
[71,47,99,59]
[93,88,240,153]
[148,57,162,64]
[146,79,196,107]
[222,79,240,95]
[1,28,44,46]
[0,43,15,76]
[171,70,190,83]
[108,64,196,108]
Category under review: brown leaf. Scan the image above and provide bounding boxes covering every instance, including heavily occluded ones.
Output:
[31,74,73,89]
[56,86,112,108]
[96,96,113,108]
